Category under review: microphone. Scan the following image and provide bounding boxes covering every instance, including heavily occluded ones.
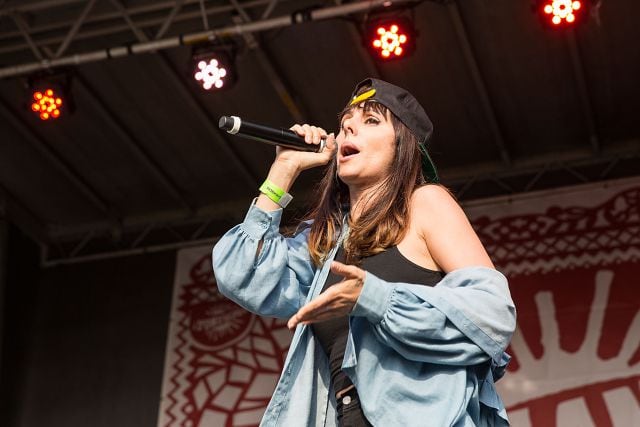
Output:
[218,116,326,153]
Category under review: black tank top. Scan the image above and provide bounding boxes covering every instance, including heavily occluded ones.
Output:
[311,245,445,393]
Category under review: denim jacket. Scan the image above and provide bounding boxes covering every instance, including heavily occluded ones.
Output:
[212,202,516,426]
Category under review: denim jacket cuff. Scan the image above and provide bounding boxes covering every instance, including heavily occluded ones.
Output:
[241,198,283,240]
[351,272,395,324]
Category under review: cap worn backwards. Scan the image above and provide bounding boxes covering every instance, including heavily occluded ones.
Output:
[349,78,438,183]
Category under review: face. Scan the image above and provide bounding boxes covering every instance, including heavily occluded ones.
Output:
[336,103,396,187]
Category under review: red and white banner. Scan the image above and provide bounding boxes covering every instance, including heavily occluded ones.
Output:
[158,246,293,427]
[466,177,640,427]
[158,177,640,427]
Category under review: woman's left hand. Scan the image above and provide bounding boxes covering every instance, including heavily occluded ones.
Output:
[287,261,366,330]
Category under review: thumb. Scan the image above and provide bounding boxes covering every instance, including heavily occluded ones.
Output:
[326,133,336,150]
[331,261,363,280]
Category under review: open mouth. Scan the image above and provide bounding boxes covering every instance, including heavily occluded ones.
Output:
[340,143,360,159]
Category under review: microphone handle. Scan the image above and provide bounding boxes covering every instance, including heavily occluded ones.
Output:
[219,116,325,153]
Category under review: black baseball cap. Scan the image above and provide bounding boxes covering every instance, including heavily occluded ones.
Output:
[348,78,438,183]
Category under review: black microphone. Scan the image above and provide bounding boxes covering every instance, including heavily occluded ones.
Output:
[218,116,326,153]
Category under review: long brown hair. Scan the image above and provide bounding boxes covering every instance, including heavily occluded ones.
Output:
[304,88,432,266]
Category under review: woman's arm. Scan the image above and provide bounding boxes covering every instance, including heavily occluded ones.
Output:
[212,124,336,319]
[351,267,515,365]
[412,184,494,272]
[255,124,334,212]
[212,204,316,319]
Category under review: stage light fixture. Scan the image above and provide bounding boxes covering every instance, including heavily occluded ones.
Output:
[537,0,589,28]
[195,58,228,90]
[191,44,237,91]
[26,71,72,121]
[365,17,416,61]
[31,88,63,120]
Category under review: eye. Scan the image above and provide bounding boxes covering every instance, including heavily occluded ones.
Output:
[365,116,379,125]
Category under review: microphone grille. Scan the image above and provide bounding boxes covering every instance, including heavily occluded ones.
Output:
[218,116,241,134]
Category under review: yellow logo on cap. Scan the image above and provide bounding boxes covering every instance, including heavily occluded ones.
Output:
[350,88,376,105]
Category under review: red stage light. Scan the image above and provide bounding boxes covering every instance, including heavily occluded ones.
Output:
[539,0,588,27]
[365,18,416,61]
[372,24,408,59]
[31,87,64,121]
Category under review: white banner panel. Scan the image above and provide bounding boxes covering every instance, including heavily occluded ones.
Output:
[159,177,640,426]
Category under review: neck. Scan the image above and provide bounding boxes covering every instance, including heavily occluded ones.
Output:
[348,181,384,221]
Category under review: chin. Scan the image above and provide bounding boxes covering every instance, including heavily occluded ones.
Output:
[337,173,370,188]
[336,172,352,184]
[336,171,355,185]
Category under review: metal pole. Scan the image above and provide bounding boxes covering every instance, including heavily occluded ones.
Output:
[567,30,600,154]
[0,0,410,79]
[42,235,219,268]
[447,0,511,166]
[0,218,8,380]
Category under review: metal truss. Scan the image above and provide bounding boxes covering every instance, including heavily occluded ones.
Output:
[41,141,640,267]
[446,141,640,199]
[0,0,293,56]
[0,0,414,78]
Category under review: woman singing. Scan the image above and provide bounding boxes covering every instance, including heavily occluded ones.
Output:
[213,78,516,426]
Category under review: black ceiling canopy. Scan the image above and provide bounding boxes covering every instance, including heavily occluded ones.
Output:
[0,0,638,265]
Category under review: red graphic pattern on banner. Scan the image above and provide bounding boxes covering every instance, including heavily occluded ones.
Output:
[473,186,640,425]
[474,188,640,267]
[163,254,291,427]
[503,263,639,426]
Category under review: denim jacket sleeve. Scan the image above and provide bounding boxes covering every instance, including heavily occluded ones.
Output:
[212,201,316,319]
[350,266,516,365]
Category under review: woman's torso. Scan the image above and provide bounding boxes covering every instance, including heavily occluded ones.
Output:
[312,243,445,393]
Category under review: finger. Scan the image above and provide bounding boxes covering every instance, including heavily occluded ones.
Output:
[325,133,337,152]
[289,124,304,136]
[314,127,327,145]
[287,305,325,329]
[308,126,323,145]
[301,124,313,143]
[297,298,329,321]
[312,127,321,145]
[287,293,333,329]
[331,261,364,280]
[287,313,301,330]
[300,310,343,325]
[288,309,325,330]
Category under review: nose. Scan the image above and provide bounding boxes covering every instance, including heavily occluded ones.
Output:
[342,116,356,136]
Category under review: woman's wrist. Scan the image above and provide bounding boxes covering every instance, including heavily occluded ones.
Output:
[269,159,300,190]
[255,161,299,211]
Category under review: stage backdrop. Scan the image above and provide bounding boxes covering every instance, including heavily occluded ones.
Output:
[158,177,640,427]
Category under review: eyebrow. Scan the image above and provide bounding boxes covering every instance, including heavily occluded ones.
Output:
[339,110,353,125]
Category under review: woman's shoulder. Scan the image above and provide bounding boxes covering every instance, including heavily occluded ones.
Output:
[409,184,470,233]
[409,184,494,270]
[410,184,460,211]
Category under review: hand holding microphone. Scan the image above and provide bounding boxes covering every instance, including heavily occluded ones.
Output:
[219,115,336,172]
